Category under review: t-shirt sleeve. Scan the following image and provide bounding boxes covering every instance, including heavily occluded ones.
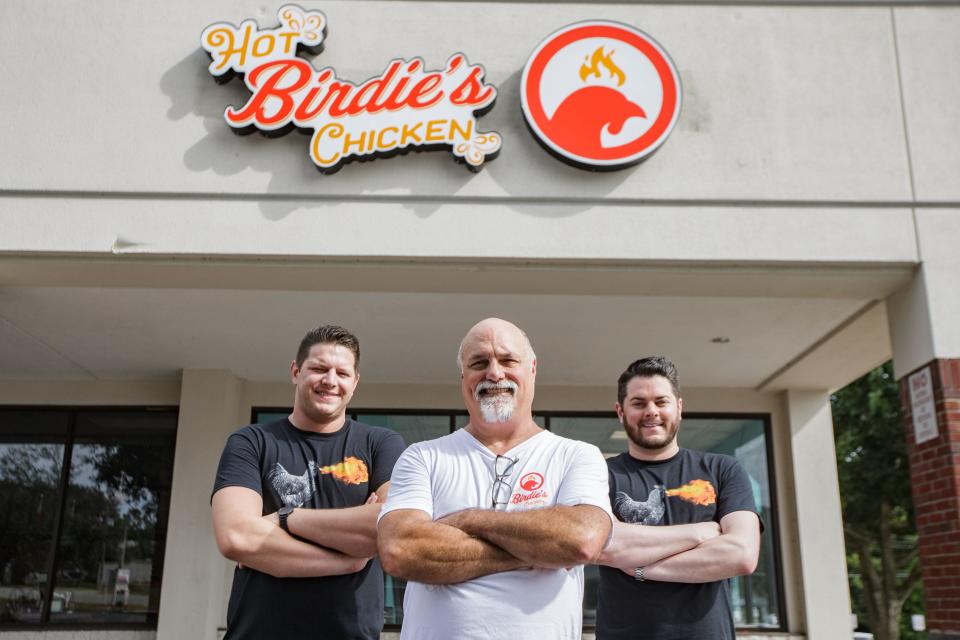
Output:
[377,445,434,523]
[556,443,615,522]
[369,429,406,491]
[211,427,263,500]
[717,456,765,531]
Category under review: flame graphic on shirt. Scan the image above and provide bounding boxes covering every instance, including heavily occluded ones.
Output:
[579,47,626,86]
[319,456,369,485]
[666,479,717,506]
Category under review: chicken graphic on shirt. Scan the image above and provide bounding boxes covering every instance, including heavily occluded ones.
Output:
[269,461,317,508]
[615,486,666,525]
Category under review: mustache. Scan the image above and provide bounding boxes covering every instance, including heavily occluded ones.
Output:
[474,380,518,401]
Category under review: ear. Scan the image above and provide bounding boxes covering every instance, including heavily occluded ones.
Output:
[290,360,299,384]
[614,402,625,423]
[530,357,537,376]
[676,397,683,419]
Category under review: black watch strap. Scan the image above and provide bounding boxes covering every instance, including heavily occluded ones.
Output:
[278,506,294,533]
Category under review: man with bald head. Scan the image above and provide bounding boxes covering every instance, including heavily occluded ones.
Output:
[378,318,613,640]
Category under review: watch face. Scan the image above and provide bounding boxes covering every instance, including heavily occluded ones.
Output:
[278,506,294,516]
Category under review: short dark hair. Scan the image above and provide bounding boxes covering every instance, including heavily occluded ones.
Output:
[617,356,680,405]
[295,325,360,370]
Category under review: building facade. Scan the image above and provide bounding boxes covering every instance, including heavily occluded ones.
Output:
[2,0,960,638]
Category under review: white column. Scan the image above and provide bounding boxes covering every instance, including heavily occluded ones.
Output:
[157,370,243,640]
[786,390,852,638]
[888,210,960,378]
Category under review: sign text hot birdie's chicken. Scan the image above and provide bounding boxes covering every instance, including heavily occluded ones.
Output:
[201,5,501,173]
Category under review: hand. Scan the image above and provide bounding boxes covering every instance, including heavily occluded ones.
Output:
[366,492,379,504]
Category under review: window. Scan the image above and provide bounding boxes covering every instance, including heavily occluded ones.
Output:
[0,408,178,628]
[252,409,784,631]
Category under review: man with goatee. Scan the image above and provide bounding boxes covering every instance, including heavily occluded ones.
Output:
[378,318,612,640]
[595,356,761,640]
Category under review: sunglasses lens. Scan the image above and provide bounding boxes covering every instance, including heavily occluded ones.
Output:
[495,456,515,476]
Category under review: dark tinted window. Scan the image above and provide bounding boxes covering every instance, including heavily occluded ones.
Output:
[0,408,176,628]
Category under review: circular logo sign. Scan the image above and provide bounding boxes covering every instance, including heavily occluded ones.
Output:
[520,472,544,491]
[521,21,681,170]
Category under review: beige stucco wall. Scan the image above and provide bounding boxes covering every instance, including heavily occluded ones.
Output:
[0,1,932,273]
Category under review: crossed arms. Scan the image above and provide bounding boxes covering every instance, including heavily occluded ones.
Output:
[211,482,390,579]
[378,504,612,584]
[597,510,761,583]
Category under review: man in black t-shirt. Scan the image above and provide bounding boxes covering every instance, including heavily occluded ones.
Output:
[211,325,405,640]
[595,356,762,640]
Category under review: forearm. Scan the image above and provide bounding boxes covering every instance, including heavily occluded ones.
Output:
[286,504,380,557]
[379,519,527,584]
[218,516,367,578]
[598,521,719,570]
[643,533,757,583]
[443,505,611,569]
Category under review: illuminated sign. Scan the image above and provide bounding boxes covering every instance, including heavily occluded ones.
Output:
[521,21,681,171]
[201,5,501,173]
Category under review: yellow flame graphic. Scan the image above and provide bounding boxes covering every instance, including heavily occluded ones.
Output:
[666,479,717,506]
[319,456,369,485]
[579,47,626,87]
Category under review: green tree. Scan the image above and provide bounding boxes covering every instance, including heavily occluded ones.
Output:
[832,361,924,640]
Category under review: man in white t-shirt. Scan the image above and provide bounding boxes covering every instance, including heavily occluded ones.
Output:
[378,317,613,640]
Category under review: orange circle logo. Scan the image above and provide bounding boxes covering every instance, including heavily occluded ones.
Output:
[520,472,544,491]
[521,21,681,170]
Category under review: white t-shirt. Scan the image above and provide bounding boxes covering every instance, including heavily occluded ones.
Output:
[379,428,613,640]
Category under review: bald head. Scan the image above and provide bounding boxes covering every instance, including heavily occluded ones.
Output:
[456,318,536,373]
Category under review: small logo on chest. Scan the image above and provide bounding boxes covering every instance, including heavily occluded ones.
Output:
[512,471,548,506]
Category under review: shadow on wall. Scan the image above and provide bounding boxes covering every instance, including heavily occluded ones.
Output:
[158,45,640,222]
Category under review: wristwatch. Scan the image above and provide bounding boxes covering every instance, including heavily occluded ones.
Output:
[633,566,647,582]
[278,506,295,533]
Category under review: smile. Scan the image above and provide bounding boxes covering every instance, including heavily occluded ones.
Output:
[473,380,519,400]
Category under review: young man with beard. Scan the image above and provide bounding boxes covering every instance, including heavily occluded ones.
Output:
[378,317,613,640]
[211,325,405,640]
[595,356,762,640]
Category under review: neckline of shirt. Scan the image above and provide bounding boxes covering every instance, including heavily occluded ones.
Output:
[458,425,551,458]
[625,447,685,467]
[283,416,352,439]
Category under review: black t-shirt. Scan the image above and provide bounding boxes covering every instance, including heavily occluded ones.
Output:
[212,418,406,640]
[596,448,761,640]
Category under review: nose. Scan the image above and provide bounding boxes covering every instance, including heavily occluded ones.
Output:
[642,402,659,418]
[485,360,505,382]
[319,369,338,386]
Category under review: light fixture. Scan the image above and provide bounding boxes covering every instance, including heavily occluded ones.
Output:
[711,336,731,344]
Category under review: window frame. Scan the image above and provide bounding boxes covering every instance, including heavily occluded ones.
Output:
[0,405,179,631]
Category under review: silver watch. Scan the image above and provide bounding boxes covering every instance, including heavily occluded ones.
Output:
[633,566,647,582]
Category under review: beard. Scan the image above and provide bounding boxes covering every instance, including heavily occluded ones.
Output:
[624,416,680,451]
[474,380,518,423]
